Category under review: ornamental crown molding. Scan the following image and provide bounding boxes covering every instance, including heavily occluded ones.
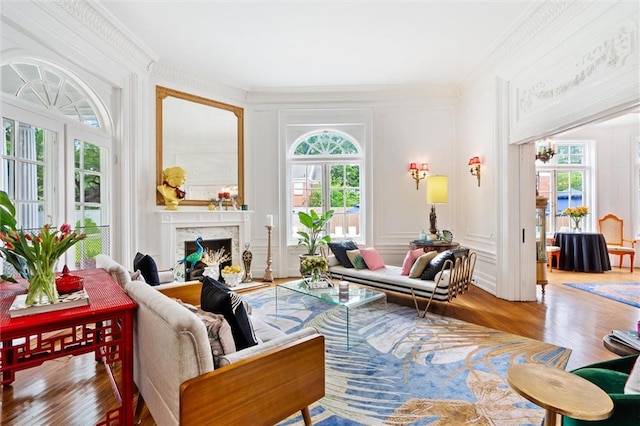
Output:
[151,63,248,103]
[465,0,582,84]
[519,24,635,113]
[48,0,157,72]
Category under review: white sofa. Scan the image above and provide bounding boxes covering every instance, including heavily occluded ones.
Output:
[327,251,477,315]
[95,255,325,426]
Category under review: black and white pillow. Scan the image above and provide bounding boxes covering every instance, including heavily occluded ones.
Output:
[328,240,359,268]
[200,277,258,350]
[420,250,455,281]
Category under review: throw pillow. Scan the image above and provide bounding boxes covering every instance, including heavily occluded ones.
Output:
[359,247,385,270]
[625,356,640,394]
[133,252,160,286]
[401,248,426,275]
[130,269,145,282]
[174,299,237,368]
[409,251,438,278]
[420,249,455,281]
[200,277,258,350]
[346,249,368,269]
[328,240,359,268]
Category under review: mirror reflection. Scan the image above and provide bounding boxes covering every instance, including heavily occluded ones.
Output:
[156,86,244,206]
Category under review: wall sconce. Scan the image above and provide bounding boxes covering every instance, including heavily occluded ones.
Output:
[408,162,429,190]
[535,139,555,163]
[468,156,481,187]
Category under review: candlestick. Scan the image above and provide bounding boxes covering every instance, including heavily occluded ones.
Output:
[263,225,274,282]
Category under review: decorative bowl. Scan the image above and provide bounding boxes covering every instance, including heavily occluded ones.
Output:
[55,265,84,294]
[222,271,243,287]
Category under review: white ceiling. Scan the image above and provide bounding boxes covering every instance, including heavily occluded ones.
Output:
[99,1,537,91]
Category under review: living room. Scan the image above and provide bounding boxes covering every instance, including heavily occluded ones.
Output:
[1,1,639,425]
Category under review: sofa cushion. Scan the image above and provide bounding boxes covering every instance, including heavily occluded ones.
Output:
[359,247,385,270]
[133,252,160,286]
[401,248,425,275]
[409,251,438,278]
[346,249,368,269]
[420,249,455,281]
[328,240,359,268]
[200,277,258,350]
[175,299,237,368]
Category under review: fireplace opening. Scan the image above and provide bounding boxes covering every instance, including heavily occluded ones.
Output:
[184,238,232,280]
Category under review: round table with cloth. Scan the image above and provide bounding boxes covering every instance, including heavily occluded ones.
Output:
[554,232,612,273]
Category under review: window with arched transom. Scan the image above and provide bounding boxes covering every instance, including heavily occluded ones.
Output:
[1,60,112,268]
[288,130,363,246]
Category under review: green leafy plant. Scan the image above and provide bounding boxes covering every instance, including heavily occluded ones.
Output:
[0,190,26,281]
[297,209,334,255]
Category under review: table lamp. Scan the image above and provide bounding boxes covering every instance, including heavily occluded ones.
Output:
[426,175,448,237]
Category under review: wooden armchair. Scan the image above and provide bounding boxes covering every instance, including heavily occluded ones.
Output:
[598,214,636,273]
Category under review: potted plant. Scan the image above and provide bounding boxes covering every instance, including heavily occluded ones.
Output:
[296,209,335,256]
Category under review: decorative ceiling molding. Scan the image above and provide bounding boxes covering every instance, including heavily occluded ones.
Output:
[151,63,248,103]
[519,26,634,113]
[50,0,157,72]
[465,0,581,84]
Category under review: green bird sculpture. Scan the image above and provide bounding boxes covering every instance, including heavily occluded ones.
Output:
[179,236,204,272]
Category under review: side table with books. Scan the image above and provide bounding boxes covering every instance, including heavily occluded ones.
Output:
[603,330,640,357]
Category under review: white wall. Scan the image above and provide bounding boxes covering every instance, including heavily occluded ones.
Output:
[457,1,640,299]
[2,1,638,290]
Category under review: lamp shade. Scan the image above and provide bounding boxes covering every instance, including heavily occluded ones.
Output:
[426,175,448,204]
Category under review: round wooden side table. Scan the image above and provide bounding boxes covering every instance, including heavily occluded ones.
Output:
[507,363,613,426]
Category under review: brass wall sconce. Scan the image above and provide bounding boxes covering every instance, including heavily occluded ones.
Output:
[409,162,429,190]
[535,139,555,163]
[468,156,481,187]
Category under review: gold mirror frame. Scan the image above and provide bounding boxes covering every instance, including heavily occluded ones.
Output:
[156,85,244,206]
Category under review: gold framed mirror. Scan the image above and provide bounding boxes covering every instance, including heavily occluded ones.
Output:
[156,86,244,206]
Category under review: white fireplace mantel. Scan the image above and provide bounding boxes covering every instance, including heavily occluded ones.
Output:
[154,208,254,269]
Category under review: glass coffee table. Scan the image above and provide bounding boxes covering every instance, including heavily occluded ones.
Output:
[276,280,386,348]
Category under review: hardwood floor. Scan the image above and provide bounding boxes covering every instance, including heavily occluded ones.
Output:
[2,266,638,425]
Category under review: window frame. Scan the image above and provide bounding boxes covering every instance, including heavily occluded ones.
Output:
[287,130,364,246]
[535,139,594,234]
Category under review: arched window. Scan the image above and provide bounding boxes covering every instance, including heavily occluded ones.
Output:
[289,130,363,245]
[1,60,111,268]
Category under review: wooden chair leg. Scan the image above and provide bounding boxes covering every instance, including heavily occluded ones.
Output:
[134,392,145,425]
[301,406,312,425]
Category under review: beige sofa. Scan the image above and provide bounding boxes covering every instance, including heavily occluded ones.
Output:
[96,255,325,426]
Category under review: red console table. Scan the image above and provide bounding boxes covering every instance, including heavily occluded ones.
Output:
[0,268,137,425]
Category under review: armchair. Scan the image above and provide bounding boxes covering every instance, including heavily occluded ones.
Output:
[598,214,636,272]
[563,355,639,426]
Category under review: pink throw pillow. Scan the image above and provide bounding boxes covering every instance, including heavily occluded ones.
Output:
[401,248,425,275]
[359,247,385,270]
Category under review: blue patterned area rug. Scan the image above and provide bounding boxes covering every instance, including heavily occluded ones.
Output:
[563,282,640,308]
[243,288,571,426]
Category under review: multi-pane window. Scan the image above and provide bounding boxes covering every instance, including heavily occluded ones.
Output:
[289,131,363,244]
[1,60,110,268]
[2,118,56,229]
[536,141,590,233]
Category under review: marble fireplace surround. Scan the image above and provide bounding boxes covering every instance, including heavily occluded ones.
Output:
[154,209,253,270]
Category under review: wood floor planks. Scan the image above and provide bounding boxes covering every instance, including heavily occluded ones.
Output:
[1,266,638,425]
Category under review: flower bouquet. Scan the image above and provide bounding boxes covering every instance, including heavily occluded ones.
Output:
[562,206,589,232]
[301,256,330,288]
[1,224,87,305]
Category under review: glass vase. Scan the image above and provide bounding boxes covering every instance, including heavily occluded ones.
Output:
[572,217,582,233]
[26,263,59,306]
